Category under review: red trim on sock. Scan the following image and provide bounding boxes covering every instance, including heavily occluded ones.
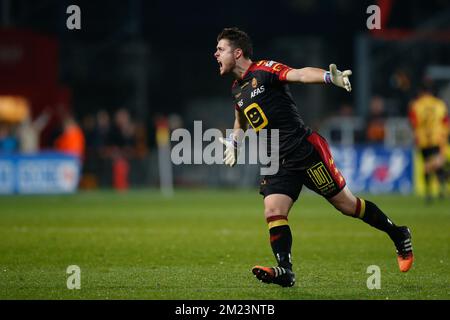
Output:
[270,233,283,243]
[266,215,288,223]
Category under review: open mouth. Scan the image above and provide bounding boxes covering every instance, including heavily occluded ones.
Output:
[218,60,223,70]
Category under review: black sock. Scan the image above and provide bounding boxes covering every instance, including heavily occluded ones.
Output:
[267,216,292,270]
[424,172,431,197]
[436,168,446,187]
[354,198,400,243]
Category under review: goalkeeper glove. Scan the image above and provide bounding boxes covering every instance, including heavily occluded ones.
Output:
[324,64,352,92]
[219,134,240,167]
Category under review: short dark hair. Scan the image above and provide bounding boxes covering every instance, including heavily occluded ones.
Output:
[217,27,253,59]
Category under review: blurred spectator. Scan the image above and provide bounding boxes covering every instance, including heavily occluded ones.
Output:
[94,110,113,188]
[94,109,112,149]
[78,108,151,190]
[366,96,387,143]
[0,122,18,154]
[168,113,183,131]
[108,108,139,191]
[134,121,149,159]
[390,69,411,92]
[110,108,136,149]
[81,113,97,149]
[79,113,98,189]
[337,103,354,117]
[328,103,354,143]
[54,114,85,159]
[16,108,51,153]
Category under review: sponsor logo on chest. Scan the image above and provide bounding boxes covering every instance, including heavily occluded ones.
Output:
[251,85,265,99]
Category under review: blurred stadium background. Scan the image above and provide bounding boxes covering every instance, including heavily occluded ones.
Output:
[0,0,448,195]
[0,0,449,300]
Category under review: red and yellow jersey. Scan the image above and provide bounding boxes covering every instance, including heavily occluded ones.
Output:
[408,94,449,149]
[230,60,312,162]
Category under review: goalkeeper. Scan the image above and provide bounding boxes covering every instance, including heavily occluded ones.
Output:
[214,27,414,287]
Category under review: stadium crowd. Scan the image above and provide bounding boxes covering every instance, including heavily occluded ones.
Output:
[0,90,448,191]
[0,106,149,190]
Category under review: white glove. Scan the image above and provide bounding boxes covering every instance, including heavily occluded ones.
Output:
[219,135,239,167]
[327,64,352,92]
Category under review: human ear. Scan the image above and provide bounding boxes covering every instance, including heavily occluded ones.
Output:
[234,48,243,60]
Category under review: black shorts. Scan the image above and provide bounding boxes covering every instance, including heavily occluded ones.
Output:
[421,146,440,160]
[259,132,346,202]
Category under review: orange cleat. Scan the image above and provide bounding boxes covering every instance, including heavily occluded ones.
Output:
[394,226,414,272]
[397,252,414,273]
[252,265,295,287]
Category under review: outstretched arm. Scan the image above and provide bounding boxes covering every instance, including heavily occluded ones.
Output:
[286,64,352,92]
[286,67,327,84]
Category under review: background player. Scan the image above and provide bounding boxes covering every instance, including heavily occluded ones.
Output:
[409,82,449,202]
[215,27,414,287]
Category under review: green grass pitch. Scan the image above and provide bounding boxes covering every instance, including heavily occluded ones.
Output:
[0,189,449,299]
